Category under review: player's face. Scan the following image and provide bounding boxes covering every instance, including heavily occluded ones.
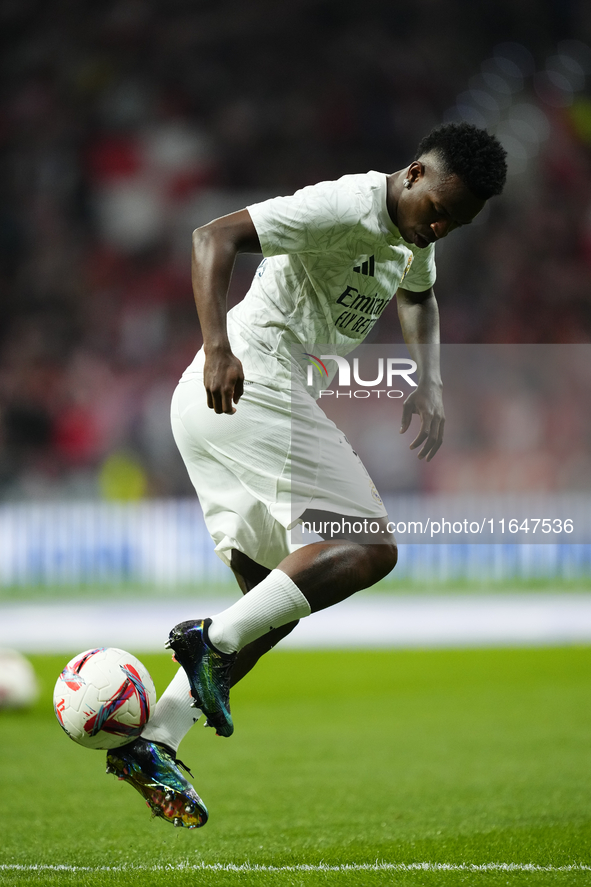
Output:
[396,159,486,249]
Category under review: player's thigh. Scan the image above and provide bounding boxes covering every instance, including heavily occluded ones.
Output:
[291,389,388,524]
[299,510,394,544]
[172,378,291,503]
[171,380,292,569]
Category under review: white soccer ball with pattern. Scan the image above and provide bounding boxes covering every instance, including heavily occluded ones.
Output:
[53,647,156,750]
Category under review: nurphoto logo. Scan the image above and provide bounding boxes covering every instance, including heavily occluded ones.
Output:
[304,353,417,399]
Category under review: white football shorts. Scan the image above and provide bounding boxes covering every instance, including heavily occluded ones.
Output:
[171,375,387,569]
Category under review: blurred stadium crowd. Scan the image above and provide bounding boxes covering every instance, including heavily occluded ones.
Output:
[1,0,591,501]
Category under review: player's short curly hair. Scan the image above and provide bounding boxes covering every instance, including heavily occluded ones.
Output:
[415,122,507,200]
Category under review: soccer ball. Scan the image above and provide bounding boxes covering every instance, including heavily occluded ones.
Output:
[53,648,156,750]
[0,648,39,709]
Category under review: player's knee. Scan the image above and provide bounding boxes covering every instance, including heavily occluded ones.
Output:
[368,540,398,582]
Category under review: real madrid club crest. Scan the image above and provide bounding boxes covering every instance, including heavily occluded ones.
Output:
[370,480,383,506]
[400,253,413,283]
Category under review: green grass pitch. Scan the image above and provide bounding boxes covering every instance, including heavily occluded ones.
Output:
[1,647,590,886]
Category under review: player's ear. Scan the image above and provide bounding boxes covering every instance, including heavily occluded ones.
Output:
[406,160,424,186]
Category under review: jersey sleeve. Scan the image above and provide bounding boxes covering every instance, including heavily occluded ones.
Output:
[247,178,367,258]
[401,243,437,292]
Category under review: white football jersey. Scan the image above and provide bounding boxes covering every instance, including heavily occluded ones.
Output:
[184,171,436,390]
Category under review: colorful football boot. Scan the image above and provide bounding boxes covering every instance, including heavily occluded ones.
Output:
[106,737,208,828]
[166,618,235,737]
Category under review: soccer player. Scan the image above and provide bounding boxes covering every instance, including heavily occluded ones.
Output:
[106,123,507,827]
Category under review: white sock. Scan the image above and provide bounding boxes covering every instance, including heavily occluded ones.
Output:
[208,569,311,654]
[141,668,202,753]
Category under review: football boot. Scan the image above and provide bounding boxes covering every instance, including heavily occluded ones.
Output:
[166,618,235,737]
[106,737,208,828]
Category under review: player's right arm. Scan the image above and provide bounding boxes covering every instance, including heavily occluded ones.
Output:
[191,209,262,414]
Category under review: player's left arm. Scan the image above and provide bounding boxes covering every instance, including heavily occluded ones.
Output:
[396,286,444,461]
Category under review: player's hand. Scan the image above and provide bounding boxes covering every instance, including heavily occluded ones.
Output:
[203,347,244,414]
[399,381,445,461]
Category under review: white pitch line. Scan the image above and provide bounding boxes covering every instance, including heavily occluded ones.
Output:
[1,862,589,873]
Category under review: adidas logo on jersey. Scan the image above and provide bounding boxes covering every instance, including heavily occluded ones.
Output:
[353,256,375,277]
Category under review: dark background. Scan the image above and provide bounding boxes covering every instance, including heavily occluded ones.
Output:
[1,0,590,500]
